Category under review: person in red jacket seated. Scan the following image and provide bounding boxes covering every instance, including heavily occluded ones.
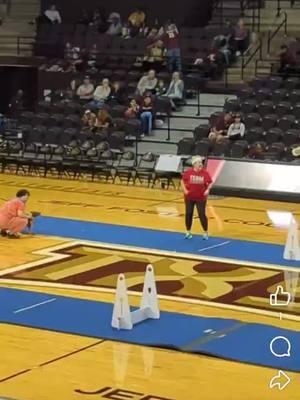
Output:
[181,156,213,240]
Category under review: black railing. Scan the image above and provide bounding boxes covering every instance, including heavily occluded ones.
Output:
[243,0,262,32]
[212,0,261,31]
[254,57,277,76]
[290,0,300,7]
[17,36,35,55]
[276,0,281,16]
[212,0,224,25]
[267,11,287,54]
[241,37,262,80]
[0,0,11,14]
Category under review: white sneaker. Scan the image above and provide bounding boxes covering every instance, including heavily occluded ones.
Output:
[202,232,209,240]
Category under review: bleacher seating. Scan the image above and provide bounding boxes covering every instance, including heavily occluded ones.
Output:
[1,16,299,189]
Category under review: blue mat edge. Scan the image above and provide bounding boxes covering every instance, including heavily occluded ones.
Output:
[1,287,300,372]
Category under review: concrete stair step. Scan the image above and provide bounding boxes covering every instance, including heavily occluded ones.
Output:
[11,0,40,3]
[0,28,34,35]
[10,4,39,10]
[1,19,36,27]
[8,14,38,20]
[0,43,33,49]
[0,37,34,43]
[213,9,242,16]
[10,9,39,16]
[0,51,33,56]
[265,1,291,8]
[218,0,243,8]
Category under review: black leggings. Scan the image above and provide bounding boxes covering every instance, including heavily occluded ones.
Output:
[185,199,208,232]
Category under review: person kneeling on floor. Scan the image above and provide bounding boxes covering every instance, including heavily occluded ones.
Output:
[0,189,32,238]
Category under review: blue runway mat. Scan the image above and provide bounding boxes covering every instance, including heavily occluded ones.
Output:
[32,216,300,268]
[1,288,299,372]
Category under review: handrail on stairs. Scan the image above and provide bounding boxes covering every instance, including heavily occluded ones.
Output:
[290,0,300,8]
[212,0,261,30]
[0,0,11,15]
[241,37,262,80]
[267,11,287,54]
[276,0,281,16]
[242,0,262,32]
[17,36,34,55]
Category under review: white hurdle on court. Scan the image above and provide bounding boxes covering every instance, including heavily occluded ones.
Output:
[283,217,300,261]
[111,264,160,330]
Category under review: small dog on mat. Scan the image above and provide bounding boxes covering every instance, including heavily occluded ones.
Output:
[27,211,41,233]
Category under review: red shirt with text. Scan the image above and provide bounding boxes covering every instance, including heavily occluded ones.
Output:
[182,168,212,201]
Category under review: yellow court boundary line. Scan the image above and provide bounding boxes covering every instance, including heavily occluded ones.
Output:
[0,239,299,322]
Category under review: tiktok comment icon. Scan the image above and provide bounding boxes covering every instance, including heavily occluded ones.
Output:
[270,336,291,358]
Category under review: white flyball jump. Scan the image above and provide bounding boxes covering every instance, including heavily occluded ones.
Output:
[283,218,300,261]
[111,264,160,330]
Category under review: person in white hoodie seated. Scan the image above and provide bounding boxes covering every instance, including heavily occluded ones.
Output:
[163,71,184,109]
[226,114,245,140]
[44,4,62,24]
[106,12,122,35]
[86,78,111,110]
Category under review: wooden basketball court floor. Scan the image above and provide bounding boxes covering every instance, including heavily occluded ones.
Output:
[0,173,299,400]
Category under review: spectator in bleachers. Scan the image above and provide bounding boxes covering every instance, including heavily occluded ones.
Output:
[143,40,165,72]
[232,18,248,56]
[94,109,113,132]
[9,89,24,118]
[90,8,106,33]
[125,99,140,119]
[278,44,297,76]
[76,77,95,101]
[147,27,159,42]
[88,44,99,64]
[137,70,158,96]
[162,22,182,72]
[163,71,184,109]
[248,142,264,159]
[108,82,127,106]
[44,4,62,24]
[226,114,245,140]
[156,79,167,96]
[213,34,232,65]
[77,9,91,26]
[45,60,64,72]
[106,12,122,35]
[128,8,146,37]
[193,49,224,79]
[208,112,234,142]
[92,78,111,108]
[64,43,83,70]
[140,93,154,137]
[82,110,97,131]
[64,42,73,59]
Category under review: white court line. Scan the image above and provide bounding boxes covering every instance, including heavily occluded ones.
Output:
[198,241,231,253]
[13,298,57,314]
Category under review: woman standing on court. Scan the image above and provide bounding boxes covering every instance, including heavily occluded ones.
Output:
[181,156,212,240]
[0,189,32,238]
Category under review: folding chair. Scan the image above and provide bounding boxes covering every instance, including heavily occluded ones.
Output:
[113,151,136,184]
[133,152,156,187]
